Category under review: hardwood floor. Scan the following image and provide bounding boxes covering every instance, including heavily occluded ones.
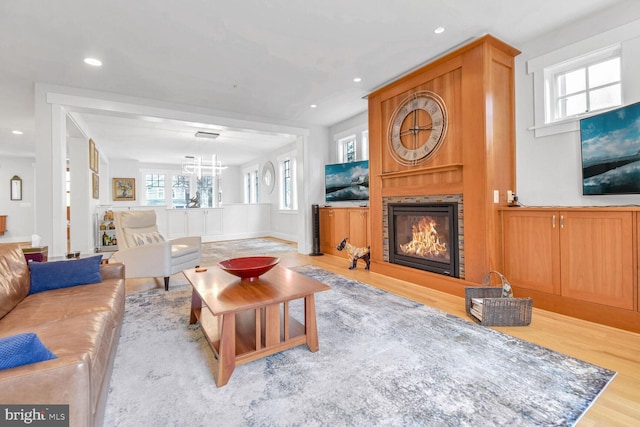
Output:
[126,243,640,426]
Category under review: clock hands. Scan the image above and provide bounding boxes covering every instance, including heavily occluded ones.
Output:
[411,109,419,151]
[399,124,435,137]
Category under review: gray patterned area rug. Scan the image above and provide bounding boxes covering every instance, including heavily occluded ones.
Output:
[200,238,297,266]
[104,266,615,426]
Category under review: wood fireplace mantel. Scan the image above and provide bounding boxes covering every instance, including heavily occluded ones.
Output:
[367,35,519,293]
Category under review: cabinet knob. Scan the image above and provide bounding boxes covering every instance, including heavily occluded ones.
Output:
[552,215,556,228]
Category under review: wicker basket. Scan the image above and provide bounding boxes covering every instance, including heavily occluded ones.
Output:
[465,271,532,326]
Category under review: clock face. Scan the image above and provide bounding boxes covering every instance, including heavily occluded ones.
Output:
[387,90,448,166]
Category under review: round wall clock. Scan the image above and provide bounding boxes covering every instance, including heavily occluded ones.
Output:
[387,90,448,166]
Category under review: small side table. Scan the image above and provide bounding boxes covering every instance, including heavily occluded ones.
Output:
[21,246,48,263]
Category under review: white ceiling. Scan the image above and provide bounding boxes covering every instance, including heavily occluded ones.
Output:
[0,0,629,166]
[66,110,299,166]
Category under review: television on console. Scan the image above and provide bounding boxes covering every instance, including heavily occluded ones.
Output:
[580,101,640,195]
[324,160,369,203]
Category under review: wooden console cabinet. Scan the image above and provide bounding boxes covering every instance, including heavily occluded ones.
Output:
[501,207,638,331]
[319,207,369,256]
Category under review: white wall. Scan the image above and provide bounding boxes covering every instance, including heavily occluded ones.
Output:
[514,2,640,206]
[236,138,311,245]
[295,127,328,253]
[0,156,35,243]
[221,166,242,204]
[328,110,368,164]
[304,126,329,207]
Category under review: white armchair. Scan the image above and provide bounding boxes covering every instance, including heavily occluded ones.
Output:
[109,210,201,291]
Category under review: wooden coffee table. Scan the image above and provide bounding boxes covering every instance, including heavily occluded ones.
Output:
[183,264,330,387]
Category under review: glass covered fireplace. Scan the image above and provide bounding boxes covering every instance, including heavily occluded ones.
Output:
[388,202,459,277]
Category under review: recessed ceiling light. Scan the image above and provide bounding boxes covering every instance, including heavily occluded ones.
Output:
[353,77,362,83]
[12,130,23,135]
[310,104,317,108]
[84,57,102,66]
[194,131,220,139]
[434,27,445,34]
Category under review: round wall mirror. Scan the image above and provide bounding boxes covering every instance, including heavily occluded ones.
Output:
[262,161,275,194]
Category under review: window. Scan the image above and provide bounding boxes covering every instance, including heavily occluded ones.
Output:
[142,167,220,208]
[337,134,356,163]
[361,130,369,160]
[242,164,259,204]
[196,175,214,208]
[278,152,297,211]
[283,159,292,208]
[144,173,165,206]
[545,47,621,123]
[335,126,368,163]
[172,175,190,208]
[254,169,260,203]
[245,172,251,203]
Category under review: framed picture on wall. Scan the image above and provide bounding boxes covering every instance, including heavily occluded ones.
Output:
[93,147,99,174]
[89,139,97,172]
[112,178,135,201]
[92,173,99,199]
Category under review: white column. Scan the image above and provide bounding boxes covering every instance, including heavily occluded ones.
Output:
[35,84,68,257]
[294,135,308,254]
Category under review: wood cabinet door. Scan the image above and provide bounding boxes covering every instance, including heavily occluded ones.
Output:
[319,208,348,255]
[320,208,368,256]
[332,209,350,254]
[560,211,634,310]
[348,208,370,249]
[319,208,334,254]
[502,210,560,294]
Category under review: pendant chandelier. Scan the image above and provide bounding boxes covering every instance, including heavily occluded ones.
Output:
[181,155,226,178]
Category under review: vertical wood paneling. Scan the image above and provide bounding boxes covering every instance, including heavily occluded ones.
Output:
[485,46,517,272]
[368,92,384,263]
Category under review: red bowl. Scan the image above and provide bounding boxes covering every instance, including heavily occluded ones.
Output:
[218,256,280,280]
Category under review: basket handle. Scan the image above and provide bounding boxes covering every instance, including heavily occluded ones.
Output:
[481,270,513,298]
[481,270,507,287]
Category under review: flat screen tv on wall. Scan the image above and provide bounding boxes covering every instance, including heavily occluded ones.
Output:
[324,160,369,203]
[580,101,640,195]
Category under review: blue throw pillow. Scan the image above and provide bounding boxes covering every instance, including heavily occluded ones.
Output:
[0,333,57,370]
[29,255,103,295]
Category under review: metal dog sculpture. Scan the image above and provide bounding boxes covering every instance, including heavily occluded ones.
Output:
[336,237,371,270]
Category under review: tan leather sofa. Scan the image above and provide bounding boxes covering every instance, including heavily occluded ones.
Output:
[0,243,125,427]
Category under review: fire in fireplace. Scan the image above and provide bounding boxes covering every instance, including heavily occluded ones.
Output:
[388,203,459,277]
